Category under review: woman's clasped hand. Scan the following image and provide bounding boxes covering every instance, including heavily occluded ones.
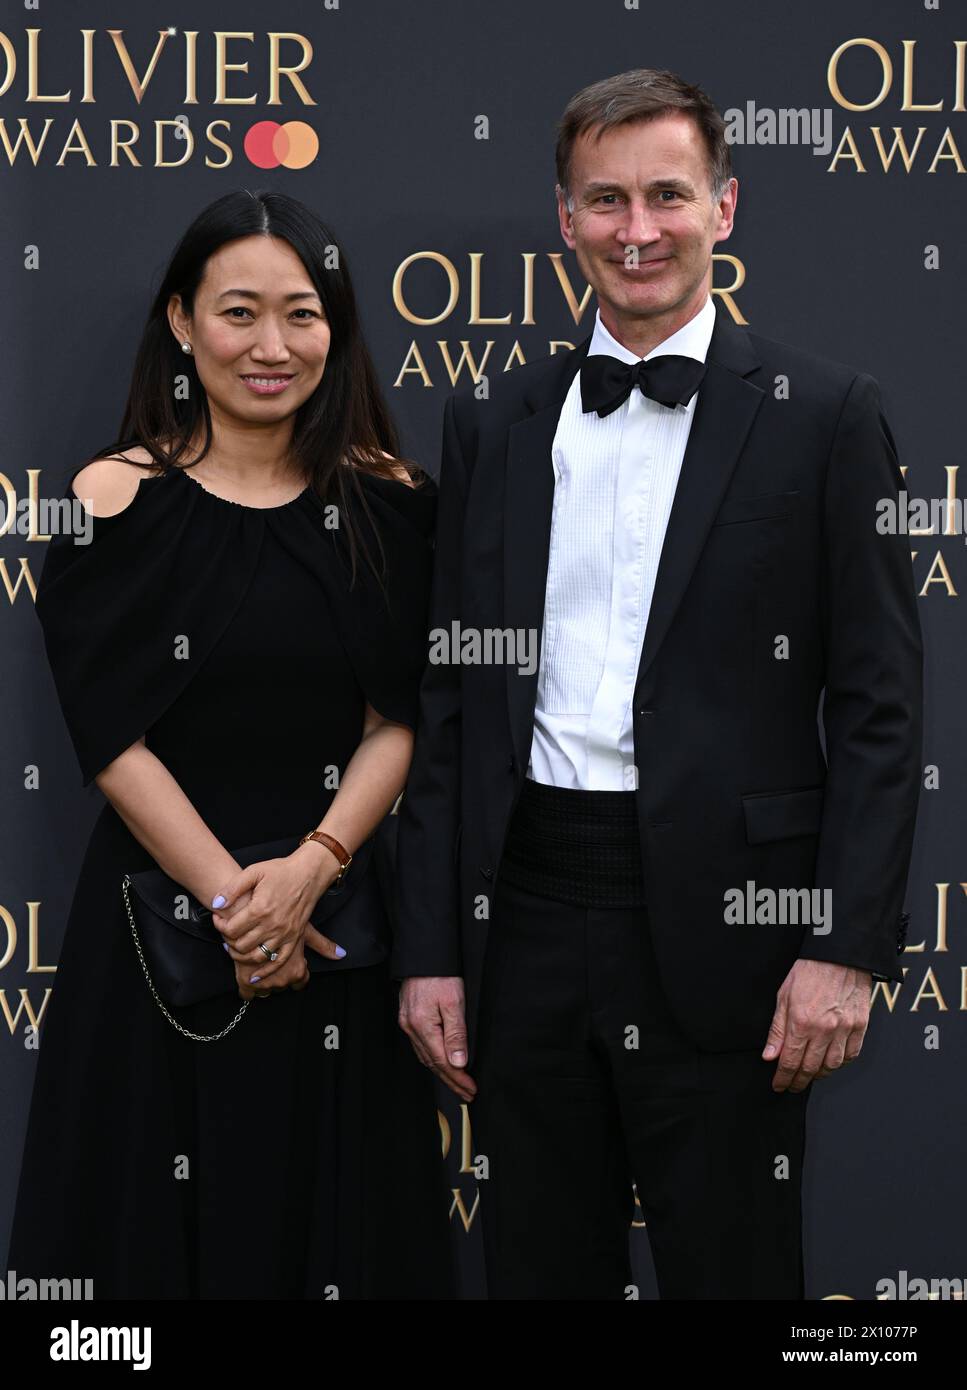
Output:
[211,847,347,999]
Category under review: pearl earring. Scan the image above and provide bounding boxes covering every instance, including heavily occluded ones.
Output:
[181,341,192,354]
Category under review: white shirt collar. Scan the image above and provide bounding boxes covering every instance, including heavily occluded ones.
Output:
[588,293,716,366]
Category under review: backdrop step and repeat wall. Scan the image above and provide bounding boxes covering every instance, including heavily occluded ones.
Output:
[1,0,964,1302]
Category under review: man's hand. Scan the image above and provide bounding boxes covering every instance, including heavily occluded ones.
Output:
[399,976,477,1103]
[762,958,872,1093]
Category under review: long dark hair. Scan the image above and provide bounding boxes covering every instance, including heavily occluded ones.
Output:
[88,189,419,588]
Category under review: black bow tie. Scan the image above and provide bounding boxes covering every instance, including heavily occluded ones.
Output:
[580,353,707,417]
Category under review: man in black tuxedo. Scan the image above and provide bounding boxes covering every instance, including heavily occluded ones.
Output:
[392,68,922,1299]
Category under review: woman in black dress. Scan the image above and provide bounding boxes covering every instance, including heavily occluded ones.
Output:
[8,191,451,1299]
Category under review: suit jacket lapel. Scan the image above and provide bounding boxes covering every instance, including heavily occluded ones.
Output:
[502,303,765,770]
[634,307,765,694]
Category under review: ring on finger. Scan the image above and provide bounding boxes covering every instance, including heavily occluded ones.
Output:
[258,942,279,962]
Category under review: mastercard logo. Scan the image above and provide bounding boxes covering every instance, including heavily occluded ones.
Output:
[243,121,319,170]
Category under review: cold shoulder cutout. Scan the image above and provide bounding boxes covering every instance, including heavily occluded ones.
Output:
[69,455,162,519]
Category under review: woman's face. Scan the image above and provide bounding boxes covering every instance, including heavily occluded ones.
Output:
[168,234,331,426]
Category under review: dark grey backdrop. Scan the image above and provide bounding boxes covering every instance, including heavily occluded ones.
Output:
[1,0,963,1301]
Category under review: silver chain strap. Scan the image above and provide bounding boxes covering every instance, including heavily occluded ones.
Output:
[121,876,251,1042]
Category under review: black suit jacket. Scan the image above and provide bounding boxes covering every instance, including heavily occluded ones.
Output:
[391,300,923,1058]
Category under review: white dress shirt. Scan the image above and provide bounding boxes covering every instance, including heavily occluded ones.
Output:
[526,293,716,790]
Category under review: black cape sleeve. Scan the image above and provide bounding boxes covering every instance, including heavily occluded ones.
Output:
[35,464,437,787]
[36,465,269,786]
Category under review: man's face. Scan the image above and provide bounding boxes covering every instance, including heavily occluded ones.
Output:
[558,112,736,326]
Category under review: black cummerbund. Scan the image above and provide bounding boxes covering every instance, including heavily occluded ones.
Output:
[499,777,647,908]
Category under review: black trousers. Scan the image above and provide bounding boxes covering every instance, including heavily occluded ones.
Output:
[473,875,810,1300]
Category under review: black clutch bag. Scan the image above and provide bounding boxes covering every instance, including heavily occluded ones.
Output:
[121,829,390,1042]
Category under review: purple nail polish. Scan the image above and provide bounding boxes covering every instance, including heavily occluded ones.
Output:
[212,894,227,909]
[334,946,347,959]
[250,975,261,984]
[223,943,230,952]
